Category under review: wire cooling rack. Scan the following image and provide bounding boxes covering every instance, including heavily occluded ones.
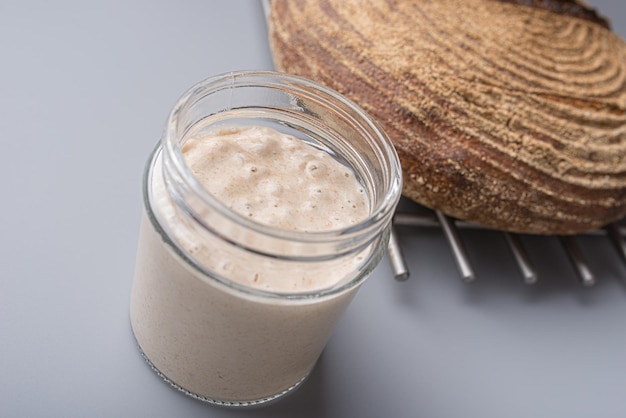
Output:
[388,207,626,286]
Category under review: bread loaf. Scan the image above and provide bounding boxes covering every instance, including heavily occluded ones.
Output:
[268,0,626,234]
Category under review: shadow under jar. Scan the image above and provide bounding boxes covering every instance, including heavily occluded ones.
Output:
[129,70,402,406]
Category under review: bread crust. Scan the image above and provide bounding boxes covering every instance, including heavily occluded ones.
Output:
[269,0,626,234]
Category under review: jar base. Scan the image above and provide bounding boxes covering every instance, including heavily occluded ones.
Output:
[132,331,310,408]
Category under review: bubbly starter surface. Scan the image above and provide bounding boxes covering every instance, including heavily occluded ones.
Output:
[182,125,367,232]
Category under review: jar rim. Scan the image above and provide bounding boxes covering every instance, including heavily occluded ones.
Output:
[162,70,402,246]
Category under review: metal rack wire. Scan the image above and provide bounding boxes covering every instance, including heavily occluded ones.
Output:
[388,208,626,286]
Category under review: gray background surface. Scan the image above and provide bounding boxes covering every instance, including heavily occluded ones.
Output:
[1,1,626,417]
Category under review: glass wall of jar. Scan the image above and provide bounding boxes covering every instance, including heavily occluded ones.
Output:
[130,70,402,406]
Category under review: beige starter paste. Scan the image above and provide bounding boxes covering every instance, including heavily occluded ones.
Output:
[130,126,372,403]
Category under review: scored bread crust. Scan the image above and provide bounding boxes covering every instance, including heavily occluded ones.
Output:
[268,0,626,234]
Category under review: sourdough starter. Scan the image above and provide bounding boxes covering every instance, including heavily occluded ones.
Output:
[130,126,372,403]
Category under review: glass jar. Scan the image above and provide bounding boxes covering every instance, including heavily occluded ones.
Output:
[129,70,402,406]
